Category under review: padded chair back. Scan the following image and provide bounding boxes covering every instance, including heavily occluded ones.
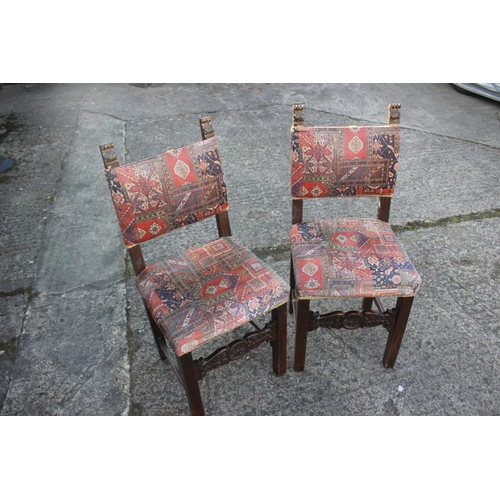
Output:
[290,103,401,224]
[103,136,228,248]
[291,125,400,199]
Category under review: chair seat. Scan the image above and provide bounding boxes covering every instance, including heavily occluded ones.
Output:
[290,218,421,299]
[136,236,290,356]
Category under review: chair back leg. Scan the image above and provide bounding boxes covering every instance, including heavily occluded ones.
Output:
[293,299,310,372]
[362,298,374,311]
[289,257,296,314]
[383,296,414,368]
[143,305,169,361]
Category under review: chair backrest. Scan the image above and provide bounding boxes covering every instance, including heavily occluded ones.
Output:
[291,103,401,224]
[100,116,232,274]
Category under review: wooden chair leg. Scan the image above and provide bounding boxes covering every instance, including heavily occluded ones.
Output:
[178,352,205,416]
[293,299,310,372]
[289,257,296,314]
[383,296,414,368]
[362,298,374,311]
[271,303,287,376]
[144,305,168,361]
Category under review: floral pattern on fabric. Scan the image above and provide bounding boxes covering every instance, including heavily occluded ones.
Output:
[290,218,421,298]
[291,125,400,198]
[136,237,290,356]
[105,136,228,247]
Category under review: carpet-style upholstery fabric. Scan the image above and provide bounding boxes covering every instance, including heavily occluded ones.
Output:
[291,125,400,198]
[290,218,421,299]
[136,237,290,355]
[105,136,228,247]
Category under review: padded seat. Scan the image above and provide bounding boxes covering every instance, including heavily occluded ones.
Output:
[290,218,421,299]
[136,236,289,356]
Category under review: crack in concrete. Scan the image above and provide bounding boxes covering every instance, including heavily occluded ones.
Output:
[392,209,500,232]
[250,208,500,262]
[81,109,128,123]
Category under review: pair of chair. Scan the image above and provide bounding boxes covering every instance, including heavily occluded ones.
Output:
[100,104,421,415]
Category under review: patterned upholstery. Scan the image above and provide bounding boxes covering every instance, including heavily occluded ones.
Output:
[136,237,290,356]
[290,218,421,298]
[105,136,228,247]
[291,125,400,198]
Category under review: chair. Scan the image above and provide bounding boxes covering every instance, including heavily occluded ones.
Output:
[288,103,421,372]
[100,117,289,415]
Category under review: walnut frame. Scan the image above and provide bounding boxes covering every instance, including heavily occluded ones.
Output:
[100,117,287,416]
[289,103,416,372]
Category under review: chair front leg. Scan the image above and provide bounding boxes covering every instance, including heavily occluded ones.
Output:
[383,296,414,368]
[293,298,310,372]
[178,352,205,416]
[271,303,287,376]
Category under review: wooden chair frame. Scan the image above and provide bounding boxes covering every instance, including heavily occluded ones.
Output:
[100,117,287,415]
[289,103,416,372]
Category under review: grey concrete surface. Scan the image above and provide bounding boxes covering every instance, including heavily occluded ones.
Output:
[0,83,499,416]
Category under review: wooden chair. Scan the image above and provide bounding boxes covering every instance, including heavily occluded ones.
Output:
[100,117,289,415]
[289,103,421,372]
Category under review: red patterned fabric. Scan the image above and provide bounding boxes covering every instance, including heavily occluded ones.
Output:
[291,125,400,198]
[105,137,228,247]
[136,237,290,356]
[290,218,421,298]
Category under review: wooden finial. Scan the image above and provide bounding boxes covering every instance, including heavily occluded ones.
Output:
[292,104,305,127]
[200,116,215,140]
[99,142,120,170]
[388,103,401,126]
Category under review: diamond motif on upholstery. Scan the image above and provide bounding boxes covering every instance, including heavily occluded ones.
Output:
[136,237,290,355]
[332,232,360,246]
[173,159,191,180]
[311,186,324,197]
[290,218,421,298]
[148,222,162,235]
[248,277,266,291]
[305,278,321,289]
[105,136,228,247]
[302,262,319,277]
[291,126,399,198]
[200,275,237,298]
[348,135,364,155]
